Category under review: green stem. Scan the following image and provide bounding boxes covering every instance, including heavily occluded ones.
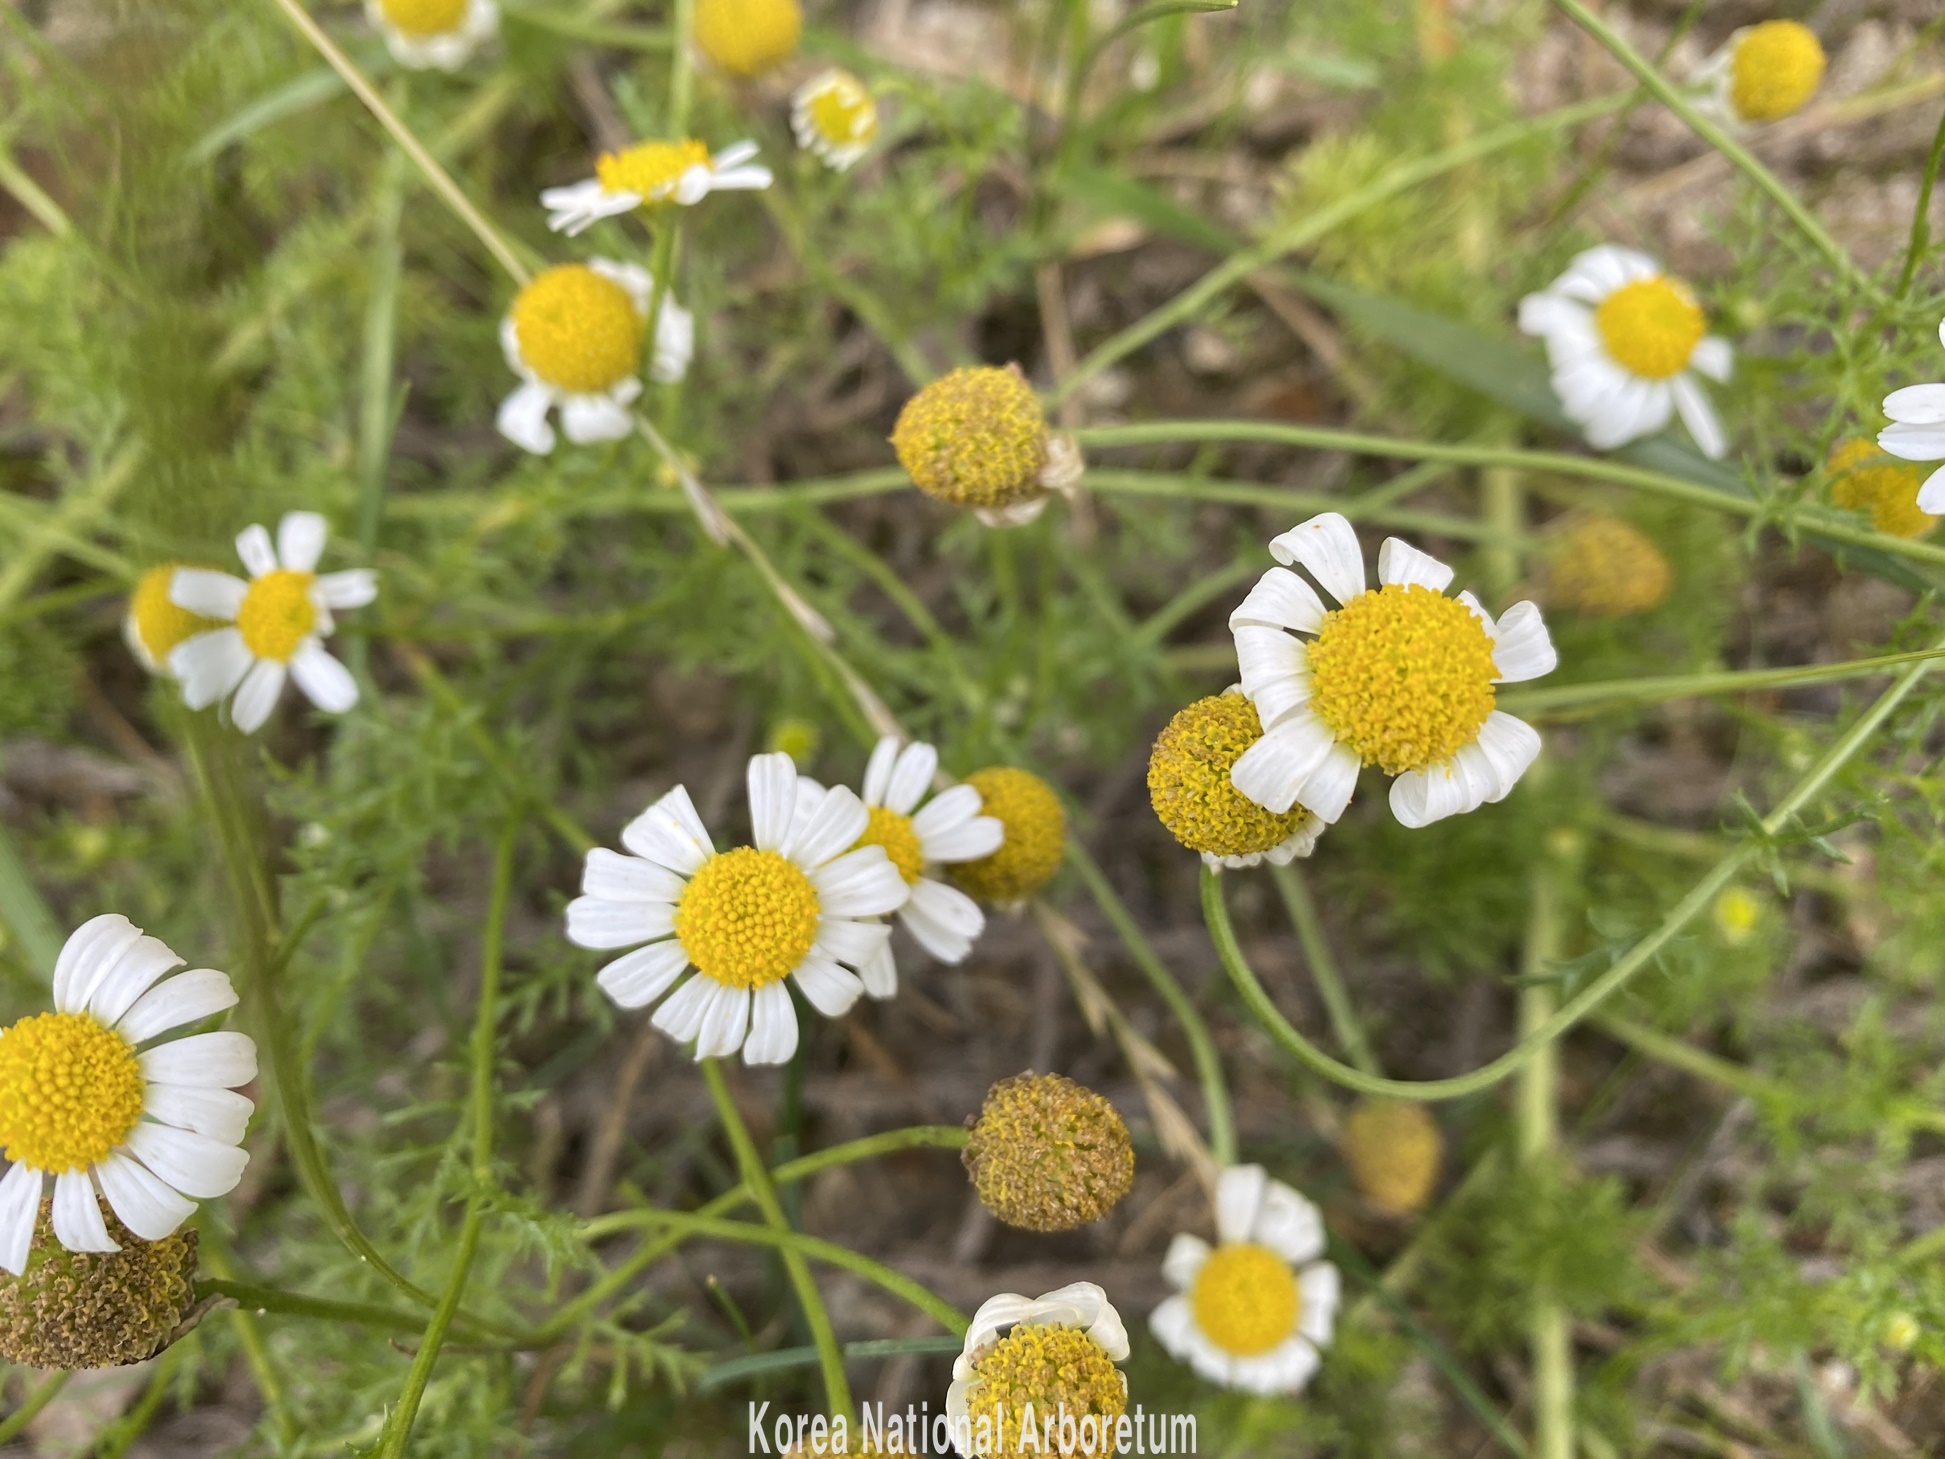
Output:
[351,149,404,681]
[0,1371,69,1445]
[195,1278,465,1338]
[701,1058,856,1419]
[1268,862,1380,1077]
[1897,104,1945,299]
[1084,468,1512,545]
[1548,0,1865,290]
[501,2,670,48]
[1202,632,1944,1102]
[1500,647,1945,717]
[1067,840,1237,1165]
[1518,862,1572,1459]
[1592,1012,1782,1106]
[0,441,142,617]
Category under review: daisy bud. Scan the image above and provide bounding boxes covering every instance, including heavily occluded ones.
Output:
[949,767,1067,904]
[1148,694,1323,868]
[693,0,801,77]
[1726,20,1825,124]
[962,1073,1134,1232]
[765,716,821,766]
[1542,515,1674,618]
[1341,1100,1442,1218]
[1885,1313,1921,1352]
[0,1200,199,1369]
[1826,438,1939,541]
[891,365,1057,521]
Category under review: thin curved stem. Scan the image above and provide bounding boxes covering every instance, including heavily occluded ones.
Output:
[1897,104,1945,299]
[0,1372,69,1445]
[1499,647,1945,718]
[1268,863,1380,1078]
[1205,638,1943,1101]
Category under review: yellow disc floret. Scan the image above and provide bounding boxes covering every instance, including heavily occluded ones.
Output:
[1729,20,1825,124]
[1191,1242,1299,1357]
[693,0,802,77]
[0,1013,146,1174]
[377,0,468,36]
[950,768,1066,903]
[595,139,713,201]
[0,1200,199,1369]
[674,847,820,990]
[856,805,925,886]
[1712,885,1763,947]
[1148,694,1314,858]
[235,570,317,663]
[1826,437,1938,540]
[962,1324,1126,1459]
[127,565,221,668]
[1306,584,1498,776]
[962,1072,1134,1231]
[511,264,643,394]
[1544,515,1674,618]
[1595,277,1706,380]
[807,72,878,147]
[1342,1099,1442,1217]
[891,366,1050,511]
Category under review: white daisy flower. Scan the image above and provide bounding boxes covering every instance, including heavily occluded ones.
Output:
[1691,20,1825,127]
[497,258,693,456]
[1877,318,1945,515]
[540,138,772,237]
[168,512,377,735]
[123,563,221,679]
[1518,245,1734,458]
[797,738,1002,999]
[946,1282,1130,1459]
[1149,1164,1340,1396]
[567,753,910,1066]
[1228,512,1557,829]
[790,70,879,172]
[365,0,498,70]
[0,915,257,1275]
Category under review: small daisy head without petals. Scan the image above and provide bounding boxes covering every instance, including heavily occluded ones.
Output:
[1826,437,1938,540]
[1876,320,1945,516]
[541,139,772,236]
[1695,20,1825,125]
[365,0,498,69]
[1341,1099,1442,1218]
[961,1072,1134,1232]
[693,0,801,77]
[0,1199,199,1368]
[1228,513,1557,829]
[1148,692,1324,868]
[1542,514,1674,618]
[948,767,1067,905]
[891,365,1071,526]
[498,259,693,455]
[0,915,257,1279]
[792,70,879,172]
[947,1282,1129,1458]
[1149,1164,1340,1395]
[167,512,376,735]
[566,753,910,1066]
[1518,245,1733,458]
[124,564,222,677]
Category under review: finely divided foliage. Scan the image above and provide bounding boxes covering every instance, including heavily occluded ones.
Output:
[2,0,1944,1454]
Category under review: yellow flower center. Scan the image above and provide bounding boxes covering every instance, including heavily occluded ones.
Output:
[1307,584,1497,776]
[1826,437,1937,540]
[1594,277,1706,380]
[693,0,802,77]
[1544,515,1673,618]
[377,0,469,36]
[510,265,642,395]
[807,75,878,146]
[1148,693,1313,857]
[856,805,925,885]
[236,570,317,663]
[0,1013,146,1174]
[1342,1099,1442,1217]
[1712,885,1763,947]
[890,366,1050,510]
[1191,1241,1299,1357]
[950,767,1066,904]
[963,1325,1125,1459]
[674,847,821,990]
[595,139,713,201]
[1730,20,1825,124]
[128,564,220,666]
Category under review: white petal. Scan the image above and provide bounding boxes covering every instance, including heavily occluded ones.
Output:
[713,139,761,170]
[560,391,636,445]
[0,1162,39,1276]
[235,523,277,578]
[581,848,685,905]
[1267,513,1364,605]
[917,805,1003,863]
[595,941,690,1009]
[52,1170,118,1253]
[885,742,938,815]
[1161,1232,1211,1290]
[1215,1164,1268,1244]
[909,782,978,840]
[1918,463,1945,514]
[1878,421,1945,462]
[125,1123,248,1199]
[497,380,557,454]
[707,163,772,192]
[959,1293,1044,1373]
[1375,538,1454,591]
[315,569,378,609]
[692,982,750,1060]
[1390,763,1475,828]
[651,300,694,383]
[1149,1293,1197,1357]
[1884,382,1945,425]
[289,641,359,714]
[84,937,189,1045]
[811,845,909,917]
[1234,1336,1321,1396]
[142,1083,254,1145]
[620,786,715,875]
[1229,712,1338,817]
[95,1151,193,1242]
[53,913,144,1015]
[1672,374,1728,460]
[140,1030,258,1089]
[588,255,656,310]
[169,568,248,620]
[1300,743,1361,824]
[810,916,890,970]
[117,968,236,1045]
[855,937,898,999]
[170,628,253,711]
[1556,244,1655,301]
[746,752,799,853]
[276,511,328,573]
[900,878,984,963]
[784,783,871,870]
[650,974,714,1044]
[230,658,287,734]
[1690,336,1734,383]
[1298,1263,1341,1346]
[861,736,901,807]
[1473,712,1542,804]
[1233,626,1311,729]
[1228,567,1327,634]
[565,894,675,949]
[1488,601,1557,683]
[1516,291,1589,340]
[1253,1179,1326,1265]
[742,982,798,1065]
[790,954,864,1017]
